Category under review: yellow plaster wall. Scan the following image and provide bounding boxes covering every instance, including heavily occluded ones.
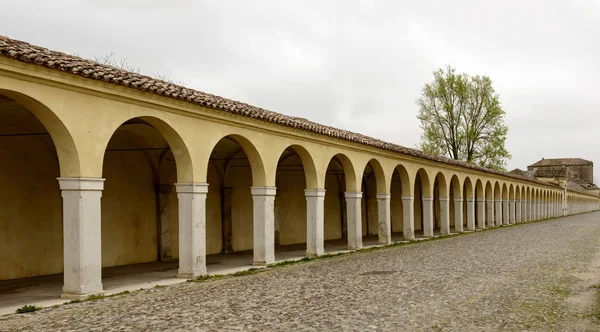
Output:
[101,149,158,267]
[275,155,307,246]
[390,178,404,232]
[0,135,62,280]
[324,172,343,240]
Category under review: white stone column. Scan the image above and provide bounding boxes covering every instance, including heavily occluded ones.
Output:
[529,200,534,220]
[422,196,434,237]
[176,183,209,279]
[466,198,475,231]
[495,199,502,227]
[58,177,104,299]
[502,200,509,225]
[477,198,486,229]
[509,200,516,224]
[252,187,277,265]
[439,197,450,235]
[305,189,325,257]
[454,198,463,233]
[402,195,415,240]
[522,200,527,222]
[345,192,363,250]
[486,199,495,227]
[516,200,522,223]
[377,193,392,245]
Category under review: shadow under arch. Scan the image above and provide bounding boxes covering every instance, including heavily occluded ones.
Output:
[327,153,358,192]
[275,144,318,190]
[363,158,387,194]
[208,134,266,187]
[0,88,80,177]
[101,116,194,183]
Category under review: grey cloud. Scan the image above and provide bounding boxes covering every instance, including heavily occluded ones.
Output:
[1,0,599,174]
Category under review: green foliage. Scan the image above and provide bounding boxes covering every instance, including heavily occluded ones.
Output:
[416,65,511,171]
[15,304,41,314]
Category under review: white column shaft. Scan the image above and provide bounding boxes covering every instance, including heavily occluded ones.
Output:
[252,187,277,265]
[377,194,391,245]
[439,197,450,235]
[305,189,325,257]
[345,192,363,249]
[486,199,494,227]
[510,200,516,224]
[477,199,486,229]
[495,200,503,227]
[59,178,104,299]
[502,200,509,225]
[422,196,434,237]
[176,183,208,278]
[466,198,475,231]
[454,198,463,233]
[402,195,415,240]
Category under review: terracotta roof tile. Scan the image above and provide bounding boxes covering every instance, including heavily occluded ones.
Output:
[0,35,571,188]
[529,158,592,167]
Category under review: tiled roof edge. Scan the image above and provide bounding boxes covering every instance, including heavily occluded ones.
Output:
[0,35,566,189]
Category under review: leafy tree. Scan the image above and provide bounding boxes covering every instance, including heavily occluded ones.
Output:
[416,65,510,171]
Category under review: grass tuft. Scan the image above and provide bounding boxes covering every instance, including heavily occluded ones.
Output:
[15,305,41,314]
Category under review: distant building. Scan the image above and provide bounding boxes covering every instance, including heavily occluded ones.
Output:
[525,158,597,194]
[528,158,593,183]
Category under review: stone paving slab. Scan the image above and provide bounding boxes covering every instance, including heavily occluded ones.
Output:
[3,213,600,331]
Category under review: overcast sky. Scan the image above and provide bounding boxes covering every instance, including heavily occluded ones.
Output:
[2,1,599,179]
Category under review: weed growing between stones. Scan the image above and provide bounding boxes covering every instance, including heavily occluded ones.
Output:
[15,305,41,314]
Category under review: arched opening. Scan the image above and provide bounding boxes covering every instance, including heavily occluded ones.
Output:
[515,185,521,223]
[0,92,64,286]
[391,164,411,239]
[508,184,515,224]
[485,181,494,227]
[360,159,387,245]
[414,169,431,238]
[272,145,317,259]
[475,179,485,229]
[323,153,358,250]
[205,135,266,266]
[449,175,462,232]
[433,172,448,235]
[463,177,474,230]
[494,182,502,227]
[99,116,195,288]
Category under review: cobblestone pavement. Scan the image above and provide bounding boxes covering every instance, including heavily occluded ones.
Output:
[3,213,600,331]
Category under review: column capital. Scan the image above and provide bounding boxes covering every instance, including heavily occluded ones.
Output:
[495,199,503,202]
[376,193,391,200]
[422,196,434,202]
[401,195,414,200]
[454,198,463,202]
[487,198,494,202]
[305,189,326,197]
[465,198,474,202]
[439,197,449,202]
[477,198,486,202]
[251,186,277,196]
[345,192,362,199]
[176,183,209,194]
[58,177,104,191]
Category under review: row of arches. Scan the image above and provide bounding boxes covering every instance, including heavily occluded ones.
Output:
[1,87,597,301]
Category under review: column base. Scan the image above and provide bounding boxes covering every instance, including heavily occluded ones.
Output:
[61,290,105,300]
[252,261,273,266]
[177,272,206,280]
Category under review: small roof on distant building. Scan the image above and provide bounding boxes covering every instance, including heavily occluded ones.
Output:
[529,158,592,167]
[509,168,529,177]
[533,168,567,178]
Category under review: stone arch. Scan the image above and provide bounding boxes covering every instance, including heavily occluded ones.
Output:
[502,183,509,200]
[101,116,194,183]
[486,181,494,199]
[475,179,484,198]
[327,153,358,192]
[392,164,412,195]
[515,185,521,200]
[450,175,462,198]
[364,158,387,195]
[463,177,474,198]
[0,88,80,177]
[207,134,266,187]
[416,168,432,196]
[434,172,449,198]
[494,182,501,200]
[275,144,318,189]
[509,184,515,200]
